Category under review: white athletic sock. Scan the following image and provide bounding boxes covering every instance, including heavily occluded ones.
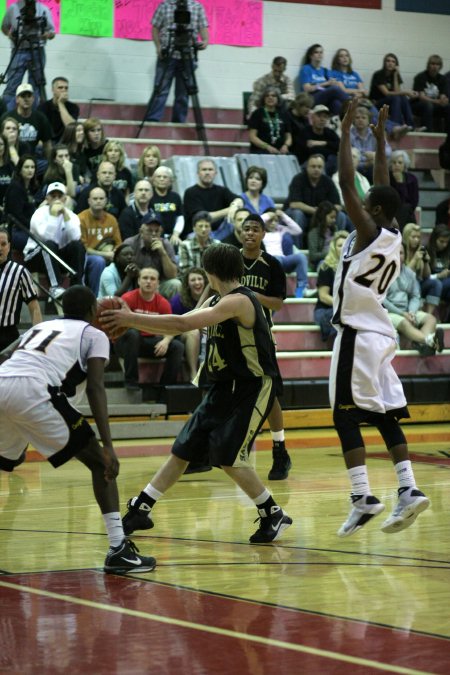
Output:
[103,512,125,548]
[253,489,271,506]
[394,460,417,489]
[143,484,164,502]
[271,430,285,443]
[347,465,371,496]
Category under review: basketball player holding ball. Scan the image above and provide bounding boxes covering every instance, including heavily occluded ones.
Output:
[0,285,155,573]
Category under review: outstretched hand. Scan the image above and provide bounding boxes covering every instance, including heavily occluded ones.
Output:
[100,298,132,338]
[370,105,389,142]
[340,98,360,134]
[100,308,131,338]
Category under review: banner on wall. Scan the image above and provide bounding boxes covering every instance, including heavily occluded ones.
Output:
[269,1,381,8]
[395,0,450,15]
[3,0,263,46]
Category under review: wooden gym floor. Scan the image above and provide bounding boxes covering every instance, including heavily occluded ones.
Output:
[1,424,450,674]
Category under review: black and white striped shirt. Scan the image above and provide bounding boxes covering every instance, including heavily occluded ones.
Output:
[0,260,38,327]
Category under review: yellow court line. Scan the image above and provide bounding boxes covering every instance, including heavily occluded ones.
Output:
[0,579,434,675]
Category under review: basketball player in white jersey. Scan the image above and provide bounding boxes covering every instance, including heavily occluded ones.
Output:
[0,285,156,573]
[330,99,430,537]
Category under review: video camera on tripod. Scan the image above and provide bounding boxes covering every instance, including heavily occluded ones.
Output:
[163,0,200,57]
[11,0,48,45]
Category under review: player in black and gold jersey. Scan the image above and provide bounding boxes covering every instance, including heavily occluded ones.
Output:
[101,243,292,543]
[241,214,292,480]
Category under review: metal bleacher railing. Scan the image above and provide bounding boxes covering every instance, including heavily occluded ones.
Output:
[165,154,301,203]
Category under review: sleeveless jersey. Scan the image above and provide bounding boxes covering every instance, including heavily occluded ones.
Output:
[0,319,110,399]
[204,287,278,382]
[241,251,286,327]
[332,227,400,337]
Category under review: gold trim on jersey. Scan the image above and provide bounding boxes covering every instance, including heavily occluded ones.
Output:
[237,325,265,377]
[233,375,273,468]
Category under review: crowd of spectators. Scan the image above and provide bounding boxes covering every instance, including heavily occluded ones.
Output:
[2,46,450,392]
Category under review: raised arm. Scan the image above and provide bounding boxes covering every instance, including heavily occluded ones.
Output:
[338,98,377,243]
[101,293,254,338]
[370,104,390,187]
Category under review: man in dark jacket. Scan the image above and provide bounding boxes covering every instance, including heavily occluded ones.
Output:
[284,154,350,243]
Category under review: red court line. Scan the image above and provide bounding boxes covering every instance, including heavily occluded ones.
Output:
[24,429,450,462]
[1,572,448,674]
[370,452,450,466]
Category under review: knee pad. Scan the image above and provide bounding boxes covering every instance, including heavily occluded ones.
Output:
[333,408,364,453]
[376,418,406,449]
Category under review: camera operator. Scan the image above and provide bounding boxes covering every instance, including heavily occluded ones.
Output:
[145,0,209,124]
[1,0,55,111]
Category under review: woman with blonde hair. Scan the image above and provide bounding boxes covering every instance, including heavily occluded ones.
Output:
[314,230,349,342]
[330,48,368,98]
[137,145,161,181]
[102,140,133,201]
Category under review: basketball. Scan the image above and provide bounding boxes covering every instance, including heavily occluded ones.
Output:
[94,296,128,340]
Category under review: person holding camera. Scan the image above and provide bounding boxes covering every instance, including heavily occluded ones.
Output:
[383,243,444,356]
[402,222,440,316]
[1,1,55,111]
[145,0,209,123]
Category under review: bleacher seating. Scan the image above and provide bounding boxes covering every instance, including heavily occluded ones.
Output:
[235,154,301,203]
[163,153,301,202]
[165,155,243,196]
[36,102,449,412]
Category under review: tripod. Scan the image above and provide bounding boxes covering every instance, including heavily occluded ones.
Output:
[0,19,47,105]
[137,34,209,155]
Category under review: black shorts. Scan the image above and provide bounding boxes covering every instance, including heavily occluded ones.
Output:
[172,376,275,467]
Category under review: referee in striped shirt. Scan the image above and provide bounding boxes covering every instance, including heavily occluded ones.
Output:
[0,226,42,352]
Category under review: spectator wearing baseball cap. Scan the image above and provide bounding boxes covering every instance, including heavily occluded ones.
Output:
[123,215,181,299]
[292,103,340,175]
[46,181,66,195]
[0,83,52,162]
[23,174,85,299]
[16,83,34,96]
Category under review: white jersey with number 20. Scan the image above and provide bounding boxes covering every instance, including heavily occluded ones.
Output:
[332,227,401,337]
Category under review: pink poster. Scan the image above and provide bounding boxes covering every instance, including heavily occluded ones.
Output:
[114,0,156,40]
[6,0,61,33]
[203,0,263,47]
[5,0,262,46]
[42,0,61,32]
[114,0,263,47]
